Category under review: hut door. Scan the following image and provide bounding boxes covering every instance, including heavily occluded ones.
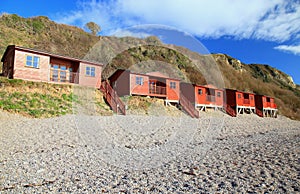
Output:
[149,80,156,94]
[60,65,67,82]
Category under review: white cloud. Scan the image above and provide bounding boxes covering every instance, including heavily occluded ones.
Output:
[112,29,152,38]
[53,0,299,42]
[253,1,300,42]
[274,44,300,55]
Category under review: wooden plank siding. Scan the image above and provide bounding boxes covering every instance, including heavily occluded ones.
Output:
[180,83,223,111]
[195,85,224,107]
[109,69,131,96]
[254,95,277,117]
[1,47,15,78]
[108,69,180,102]
[79,62,102,88]
[130,73,150,96]
[166,79,180,102]
[180,82,196,105]
[225,89,256,115]
[235,91,255,107]
[1,45,102,88]
[13,49,50,82]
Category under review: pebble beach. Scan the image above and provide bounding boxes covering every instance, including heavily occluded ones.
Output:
[0,111,299,193]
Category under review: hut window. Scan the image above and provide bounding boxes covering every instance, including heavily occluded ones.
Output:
[217,92,221,97]
[170,82,176,89]
[198,89,203,95]
[26,55,39,68]
[136,77,144,85]
[250,96,253,100]
[86,66,95,77]
[238,94,241,99]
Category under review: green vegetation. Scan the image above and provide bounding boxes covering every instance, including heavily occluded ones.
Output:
[0,77,112,118]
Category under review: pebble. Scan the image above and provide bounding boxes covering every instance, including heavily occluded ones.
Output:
[0,112,299,193]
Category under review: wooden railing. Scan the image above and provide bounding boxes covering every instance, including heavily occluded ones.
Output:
[50,69,79,84]
[225,104,237,117]
[149,86,166,95]
[179,93,199,118]
[100,80,126,115]
[206,95,216,102]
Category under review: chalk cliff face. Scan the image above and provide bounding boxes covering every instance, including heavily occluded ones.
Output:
[212,54,296,89]
[247,64,296,89]
[213,54,244,71]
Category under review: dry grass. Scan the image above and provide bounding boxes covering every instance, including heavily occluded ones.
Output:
[122,96,181,116]
[0,77,112,118]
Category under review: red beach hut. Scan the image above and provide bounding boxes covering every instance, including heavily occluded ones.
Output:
[225,89,256,116]
[255,95,277,117]
[108,69,180,104]
[180,83,224,111]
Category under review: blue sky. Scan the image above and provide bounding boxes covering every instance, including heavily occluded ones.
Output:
[1,0,299,84]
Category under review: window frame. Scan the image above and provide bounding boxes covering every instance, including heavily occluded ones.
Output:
[217,91,221,97]
[85,66,96,77]
[170,81,176,89]
[25,55,40,68]
[136,76,144,85]
[198,88,203,95]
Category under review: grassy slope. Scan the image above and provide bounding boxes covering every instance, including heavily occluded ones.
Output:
[0,77,112,118]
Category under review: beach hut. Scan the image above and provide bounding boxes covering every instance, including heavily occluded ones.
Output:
[1,45,103,88]
[255,95,277,117]
[225,89,255,116]
[180,83,224,111]
[108,69,180,104]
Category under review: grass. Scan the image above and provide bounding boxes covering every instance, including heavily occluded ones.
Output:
[121,95,181,116]
[0,77,112,118]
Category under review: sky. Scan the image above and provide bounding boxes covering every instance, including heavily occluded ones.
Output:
[1,0,299,84]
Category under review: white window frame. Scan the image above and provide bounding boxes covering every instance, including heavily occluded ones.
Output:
[25,55,40,68]
[86,66,96,77]
[136,76,144,85]
[170,81,176,89]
